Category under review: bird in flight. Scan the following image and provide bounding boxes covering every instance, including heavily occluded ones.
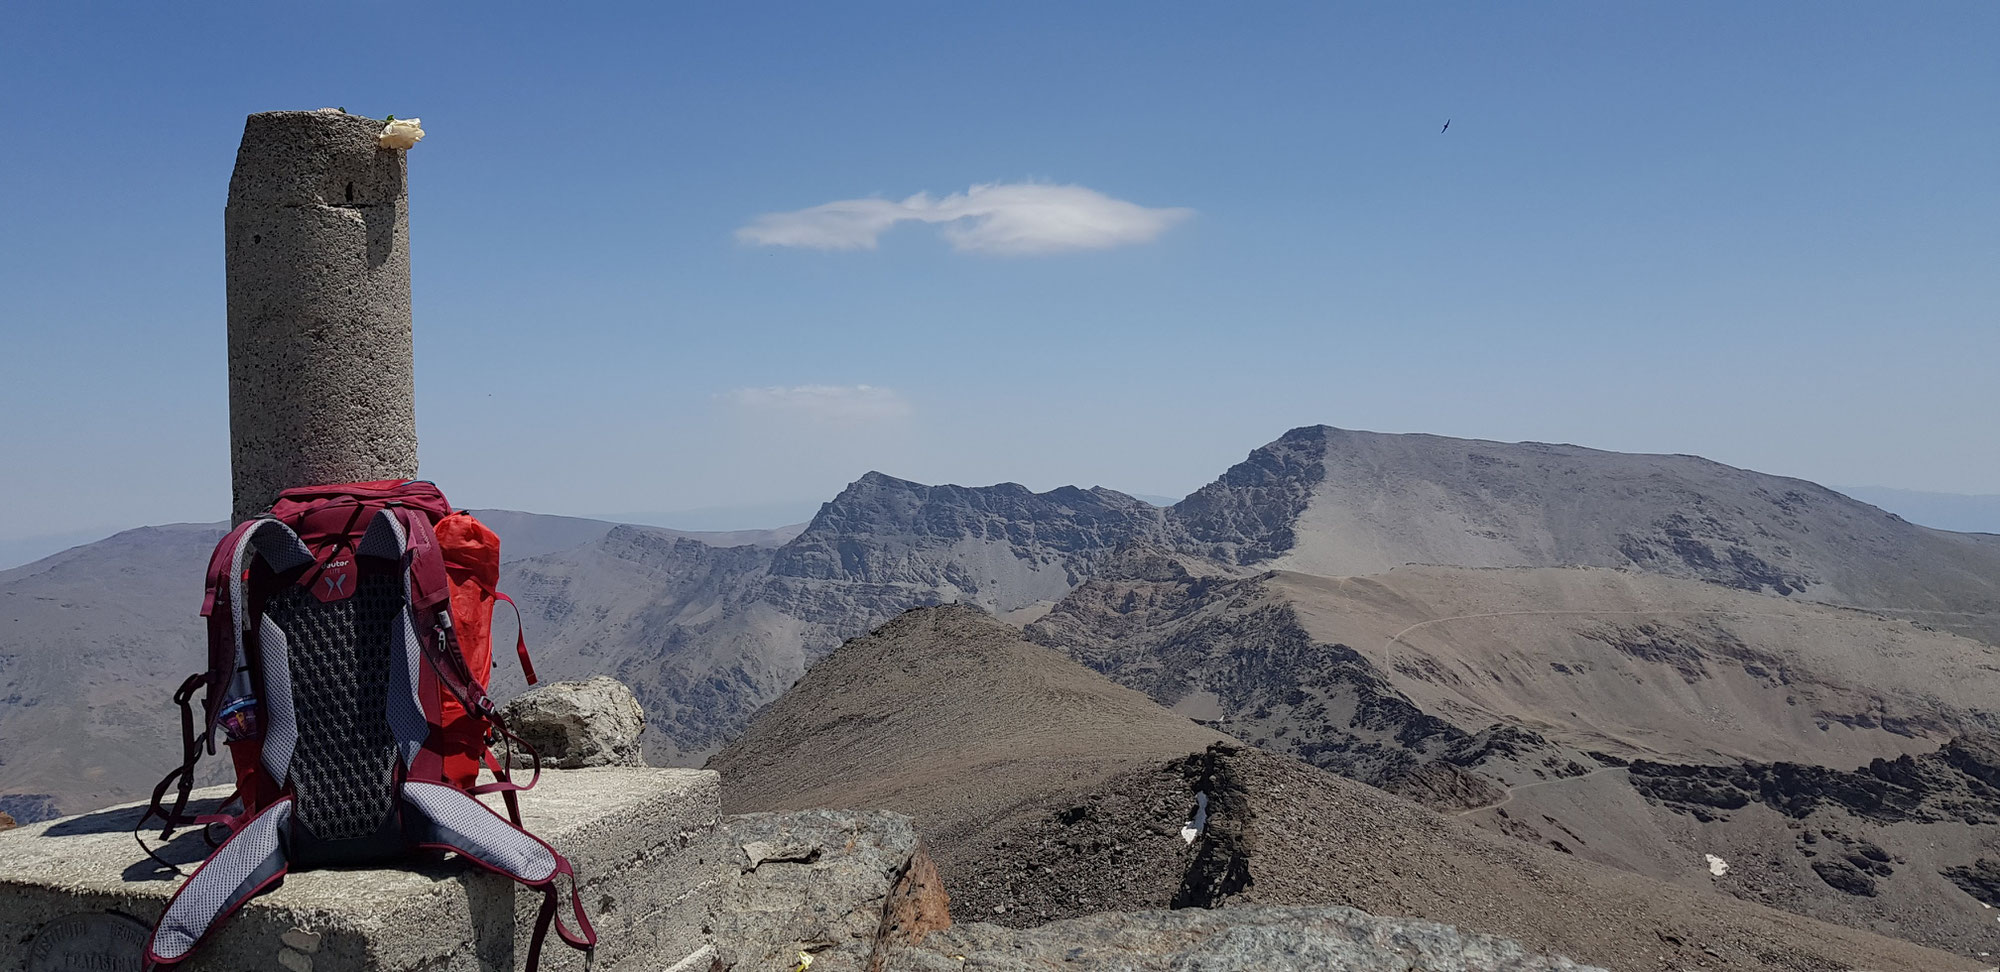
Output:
[1440,119,1451,133]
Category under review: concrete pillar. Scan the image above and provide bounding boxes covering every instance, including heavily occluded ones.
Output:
[226,109,418,522]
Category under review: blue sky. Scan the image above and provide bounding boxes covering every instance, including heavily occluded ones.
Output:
[1,2,1995,544]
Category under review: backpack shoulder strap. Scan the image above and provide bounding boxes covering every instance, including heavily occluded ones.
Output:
[140,520,310,859]
[400,781,597,969]
[144,798,294,969]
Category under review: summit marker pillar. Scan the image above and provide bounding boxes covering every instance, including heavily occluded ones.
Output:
[225,109,418,522]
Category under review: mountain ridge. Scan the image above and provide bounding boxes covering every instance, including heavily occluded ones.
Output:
[8,424,2000,819]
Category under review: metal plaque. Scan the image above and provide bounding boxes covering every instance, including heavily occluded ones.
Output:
[25,912,150,972]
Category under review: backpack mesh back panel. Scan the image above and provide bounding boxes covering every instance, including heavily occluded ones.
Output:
[267,577,404,843]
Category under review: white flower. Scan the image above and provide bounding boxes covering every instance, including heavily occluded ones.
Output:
[378,118,425,150]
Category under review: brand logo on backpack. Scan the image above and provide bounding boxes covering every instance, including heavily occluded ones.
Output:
[311,557,359,604]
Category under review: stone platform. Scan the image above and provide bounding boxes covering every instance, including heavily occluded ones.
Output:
[0,768,724,971]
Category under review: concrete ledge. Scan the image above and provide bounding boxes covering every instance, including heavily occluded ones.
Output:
[0,768,723,971]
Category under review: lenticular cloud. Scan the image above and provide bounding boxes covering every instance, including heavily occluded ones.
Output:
[736,183,1191,255]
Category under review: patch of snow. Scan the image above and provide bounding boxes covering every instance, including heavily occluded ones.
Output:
[1180,792,1209,844]
[1705,853,1729,877]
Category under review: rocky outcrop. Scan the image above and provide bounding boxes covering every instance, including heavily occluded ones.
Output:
[500,675,647,768]
[1628,733,2000,825]
[706,805,1600,972]
[905,906,1603,972]
[1600,736,2000,947]
[1169,426,1326,565]
[0,795,59,826]
[0,812,14,832]
[951,758,1203,926]
[1171,746,1255,911]
[1614,510,1810,597]
[708,810,949,972]
[871,845,951,972]
[1941,858,2000,908]
[708,808,1599,972]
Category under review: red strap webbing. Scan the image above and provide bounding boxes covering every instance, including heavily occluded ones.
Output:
[494,592,538,685]
[524,858,597,969]
[475,746,525,827]
[469,719,543,798]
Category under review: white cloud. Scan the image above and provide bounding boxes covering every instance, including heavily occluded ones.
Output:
[721,384,912,423]
[736,182,1191,256]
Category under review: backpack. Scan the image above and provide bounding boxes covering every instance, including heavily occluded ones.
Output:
[135,479,592,969]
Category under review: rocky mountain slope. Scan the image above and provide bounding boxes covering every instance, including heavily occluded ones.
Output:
[1469,734,2000,958]
[1027,553,2000,953]
[707,602,1229,915]
[709,605,1980,972]
[1031,557,2000,780]
[0,523,226,819]
[1173,426,2000,645]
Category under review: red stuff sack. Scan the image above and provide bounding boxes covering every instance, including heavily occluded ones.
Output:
[435,511,539,788]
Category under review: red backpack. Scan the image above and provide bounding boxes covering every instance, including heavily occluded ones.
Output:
[136,480,590,969]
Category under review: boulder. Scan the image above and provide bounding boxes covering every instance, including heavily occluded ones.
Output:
[709,810,949,972]
[501,675,646,768]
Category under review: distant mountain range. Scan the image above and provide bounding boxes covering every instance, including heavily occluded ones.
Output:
[5,424,1999,961]
[4,481,1982,574]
